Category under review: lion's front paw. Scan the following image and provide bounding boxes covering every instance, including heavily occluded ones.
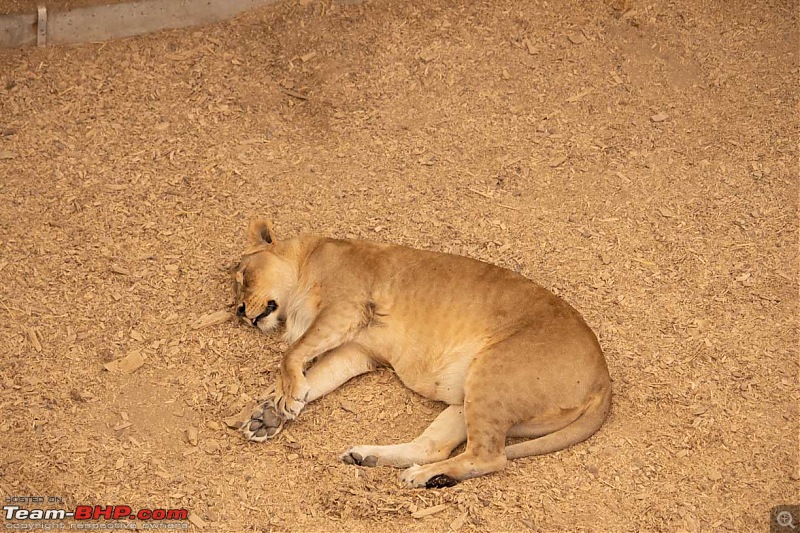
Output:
[340,448,379,467]
[274,377,310,420]
[242,399,285,442]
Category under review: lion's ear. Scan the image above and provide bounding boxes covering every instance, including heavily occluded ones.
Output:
[247,218,275,246]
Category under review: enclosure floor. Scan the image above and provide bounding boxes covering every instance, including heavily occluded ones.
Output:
[0,0,797,531]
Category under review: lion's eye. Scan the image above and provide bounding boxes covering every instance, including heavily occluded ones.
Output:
[252,300,278,327]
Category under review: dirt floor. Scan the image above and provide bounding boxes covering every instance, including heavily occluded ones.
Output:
[0,0,797,531]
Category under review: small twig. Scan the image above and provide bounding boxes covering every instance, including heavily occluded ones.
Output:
[467,188,493,199]
[598,479,628,493]
[0,297,24,316]
[497,203,520,211]
[281,88,309,100]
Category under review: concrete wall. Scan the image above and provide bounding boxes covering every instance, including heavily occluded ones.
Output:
[0,0,280,47]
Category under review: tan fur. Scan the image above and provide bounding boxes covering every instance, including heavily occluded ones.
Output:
[234,218,612,487]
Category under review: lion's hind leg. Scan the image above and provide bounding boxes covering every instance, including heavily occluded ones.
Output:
[341,405,466,467]
[398,329,609,487]
[398,400,509,488]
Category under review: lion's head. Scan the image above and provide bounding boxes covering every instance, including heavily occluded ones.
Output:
[231,218,295,333]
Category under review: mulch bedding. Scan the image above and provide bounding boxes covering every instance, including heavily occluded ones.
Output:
[0,0,797,531]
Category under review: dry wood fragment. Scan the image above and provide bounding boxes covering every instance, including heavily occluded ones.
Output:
[187,426,199,446]
[339,399,357,413]
[411,504,447,519]
[567,89,591,102]
[191,310,233,330]
[104,351,145,374]
[467,188,493,199]
[188,514,207,529]
[110,265,131,275]
[567,31,587,44]
[27,328,42,352]
[281,88,309,100]
[450,512,468,530]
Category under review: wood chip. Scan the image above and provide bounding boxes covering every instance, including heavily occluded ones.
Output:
[0,151,16,160]
[567,32,587,45]
[411,504,448,519]
[281,88,309,100]
[548,155,568,167]
[191,310,233,330]
[186,426,199,446]
[110,264,131,276]
[658,206,676,218]
[27,327,42,352]
[418,48,437,63]
[113,421,132,431]
[450,512,468,531]
[104,351,145,373]
[650,112,669,122]
[300,51,317,62]
[567,89,591,102]
[202,439,220,453]
[188,514,207,529]
[339,399,357,413]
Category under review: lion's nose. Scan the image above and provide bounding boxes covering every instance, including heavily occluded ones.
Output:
[236,303,246,317]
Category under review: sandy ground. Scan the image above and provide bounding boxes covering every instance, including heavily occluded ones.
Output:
[0,0,797,531]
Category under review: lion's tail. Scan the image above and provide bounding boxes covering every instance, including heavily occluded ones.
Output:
[505,386,611,460]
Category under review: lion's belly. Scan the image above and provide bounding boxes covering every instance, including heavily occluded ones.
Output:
[361,328,480,404]
[394,358,470,405]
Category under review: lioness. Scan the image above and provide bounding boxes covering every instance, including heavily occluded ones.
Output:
[234,219,611,488]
